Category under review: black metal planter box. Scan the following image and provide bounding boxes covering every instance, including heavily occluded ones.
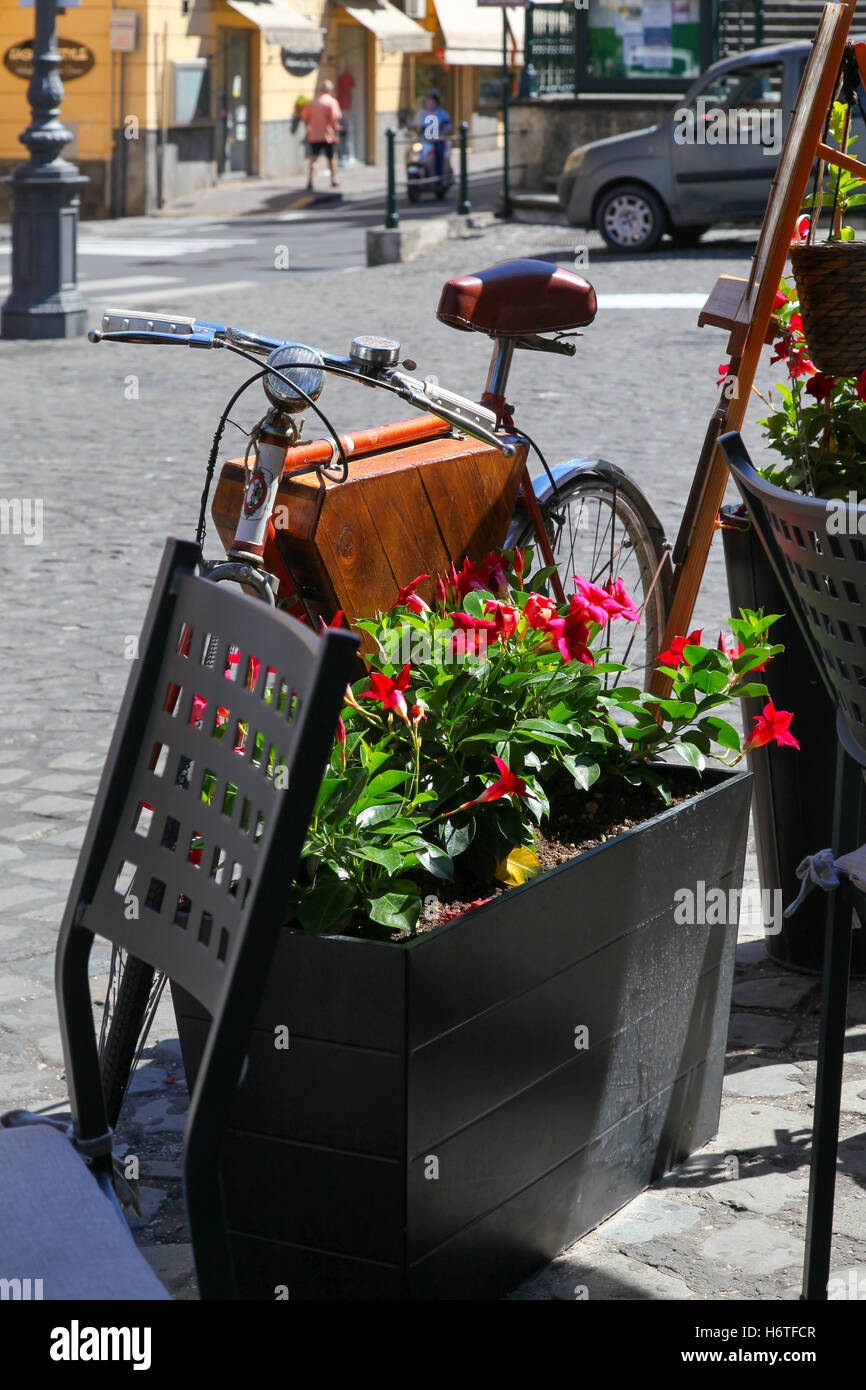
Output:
[173,767,751,1300]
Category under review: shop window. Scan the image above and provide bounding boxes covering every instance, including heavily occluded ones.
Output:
[173,61,212,126]
[587,0,702,82]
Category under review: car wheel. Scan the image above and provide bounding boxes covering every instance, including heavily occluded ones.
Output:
[671,225,710,247]
[596,184,666,253]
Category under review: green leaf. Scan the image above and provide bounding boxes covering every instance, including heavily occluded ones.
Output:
[355,802,402,830]
[655,698,698,720]
[441,815,476,856]
[297,877,356,933]
[462,588,495,619]
[673,741,705,772]
[365,879,421,934]
[351,845,404,872]
[368,769,411,797]
[735,682,770,699]
[565,755,601,791]
[412,841,455,880]
[700,715,741,751]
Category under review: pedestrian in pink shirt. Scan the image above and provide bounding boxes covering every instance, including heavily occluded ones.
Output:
[303,80,343,191]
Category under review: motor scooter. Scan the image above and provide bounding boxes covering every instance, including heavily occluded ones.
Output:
[405,130,454,202]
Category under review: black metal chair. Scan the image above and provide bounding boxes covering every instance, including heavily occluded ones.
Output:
[0,538,358,1299]
[719,430,866,1301]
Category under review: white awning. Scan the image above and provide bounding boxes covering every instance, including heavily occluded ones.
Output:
[223,1,325,50]
[432,0,524,67]
[338,1,433,55]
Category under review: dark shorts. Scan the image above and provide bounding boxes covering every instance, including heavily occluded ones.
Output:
[309,140,336,159]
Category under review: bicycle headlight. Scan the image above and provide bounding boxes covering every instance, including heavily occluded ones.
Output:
[263,341,326,413]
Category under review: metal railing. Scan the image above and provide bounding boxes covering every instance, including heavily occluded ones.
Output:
[713,0,764,60]
[525,2,577,96]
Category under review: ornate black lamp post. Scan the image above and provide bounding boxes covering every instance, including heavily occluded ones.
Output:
[1,0,88,339]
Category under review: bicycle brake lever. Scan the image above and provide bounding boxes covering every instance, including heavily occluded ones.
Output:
[390,374,516,459]
[88,328,217,348]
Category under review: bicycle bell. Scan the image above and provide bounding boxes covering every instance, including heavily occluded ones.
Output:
[349,335,400,371]
[263,342,326,413]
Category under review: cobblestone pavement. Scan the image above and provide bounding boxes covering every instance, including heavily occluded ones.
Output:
[3,218,862,1301]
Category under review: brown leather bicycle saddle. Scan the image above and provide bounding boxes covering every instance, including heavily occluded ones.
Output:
[436,258,597,338]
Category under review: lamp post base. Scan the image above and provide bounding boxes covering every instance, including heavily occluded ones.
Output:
[1,173,88,340]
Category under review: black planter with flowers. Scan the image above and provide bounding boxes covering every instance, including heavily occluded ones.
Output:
[171,542,783,1297]
[173,763,751,1301]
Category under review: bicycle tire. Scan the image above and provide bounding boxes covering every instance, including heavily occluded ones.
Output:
[508,458,672,682]
[99,953,157,1128]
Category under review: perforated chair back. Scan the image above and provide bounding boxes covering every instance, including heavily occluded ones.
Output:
[55,538,358,1297]
[720,431,866,767]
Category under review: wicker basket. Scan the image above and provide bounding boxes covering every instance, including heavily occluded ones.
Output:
[790,241,866,377]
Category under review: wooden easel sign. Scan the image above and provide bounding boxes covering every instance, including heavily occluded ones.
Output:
[650,0,860,696]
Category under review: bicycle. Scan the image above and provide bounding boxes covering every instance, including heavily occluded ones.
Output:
[88,256,672,1125]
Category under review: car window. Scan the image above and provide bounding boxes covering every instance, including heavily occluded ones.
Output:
[693,63,784,112]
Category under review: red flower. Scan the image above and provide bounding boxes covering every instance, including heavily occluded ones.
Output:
[602,576,639,623]
[545,610,594,666]
[513,546,524,583]
[451,627,489,658]
[806,373,835,401]
[717,363,730,386]
[359,663,412,722]
[523,592,558,631]
[336,715,347,768]
[435,574,447,610]
[459,755,531,809]
[794,215,810,244]
[773,288,788,311]
[389,574,430,616]
[450,610,496,634]
[744,701,799,751]
[447,558,484,601]
[769,338,789,365]
[571,576,614,626]
[484,600,520,642]
[477,551,509,596]
[410,703,427,729]
[856,371,866,404]
[656,629,702,668]
[319,609,346,631]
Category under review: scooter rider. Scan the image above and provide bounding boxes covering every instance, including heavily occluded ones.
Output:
[411,90,452,186]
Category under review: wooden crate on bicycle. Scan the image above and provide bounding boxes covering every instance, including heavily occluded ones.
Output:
[212,419,528,637]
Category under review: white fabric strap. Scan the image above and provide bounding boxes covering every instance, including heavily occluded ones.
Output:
[784,843,866,918]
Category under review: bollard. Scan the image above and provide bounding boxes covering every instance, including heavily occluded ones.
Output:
[457,121,471,217]
[385,129,399,230]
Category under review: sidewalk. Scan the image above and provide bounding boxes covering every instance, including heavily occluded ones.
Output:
[148,149,505,223]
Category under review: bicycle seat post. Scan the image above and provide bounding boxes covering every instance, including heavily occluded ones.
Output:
[482,338,515,424]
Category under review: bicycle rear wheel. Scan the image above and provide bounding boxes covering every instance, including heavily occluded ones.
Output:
[510,459,672,683]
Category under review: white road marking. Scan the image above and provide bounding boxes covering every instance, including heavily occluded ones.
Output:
[97,280,259,300]
[595,292,707,309]
[79,274,184,293]
[0,236,257,258]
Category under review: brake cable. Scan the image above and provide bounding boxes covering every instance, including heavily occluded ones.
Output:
[196,347,351,547]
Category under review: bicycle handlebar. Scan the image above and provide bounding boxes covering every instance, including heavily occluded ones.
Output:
[89,310,517,459]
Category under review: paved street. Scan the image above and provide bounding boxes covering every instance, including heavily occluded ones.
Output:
[2,198,865,1302]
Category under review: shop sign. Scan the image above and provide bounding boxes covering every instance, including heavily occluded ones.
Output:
[280,47,320,78]
[3,37,95,81]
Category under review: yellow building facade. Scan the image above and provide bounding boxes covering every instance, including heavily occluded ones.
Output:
[0,2,516,218]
